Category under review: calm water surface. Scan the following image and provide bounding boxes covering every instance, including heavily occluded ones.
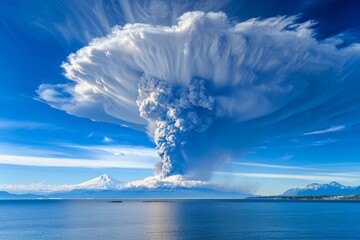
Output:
[0,200,359,239]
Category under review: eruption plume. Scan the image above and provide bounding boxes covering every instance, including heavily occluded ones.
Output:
[137,76,214,177]
[37,11,360,179]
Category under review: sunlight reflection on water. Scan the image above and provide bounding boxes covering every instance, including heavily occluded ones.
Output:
[0,200,359,240]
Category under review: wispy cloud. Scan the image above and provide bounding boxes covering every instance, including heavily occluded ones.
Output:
[309,162,360,167]
[66,144,158,157]
[278,154,294,161]
[215,171,357,182]
[87,132,94,138]
[311,138,336,146]
[230,162,311,170]
[0,141,158,169]
[0,154,154,169]
[312,172,360,178]
[0,142,71,158]
[303,125,345,135]
[0,119,54,130]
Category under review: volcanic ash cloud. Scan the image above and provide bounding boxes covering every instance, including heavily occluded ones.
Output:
[37,11,360,179]
[137,76,214,177]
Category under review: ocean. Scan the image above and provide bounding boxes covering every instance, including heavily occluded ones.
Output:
[0,200,359,239]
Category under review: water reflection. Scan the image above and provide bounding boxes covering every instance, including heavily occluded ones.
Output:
[1,200,360,240]
[145,201,179,239]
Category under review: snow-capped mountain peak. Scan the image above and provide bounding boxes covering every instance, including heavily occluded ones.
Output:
[305,183,321,190]
[283,182,359,196]
[75,174,122,190]
[305,182,345,190]
[328,182,344,188]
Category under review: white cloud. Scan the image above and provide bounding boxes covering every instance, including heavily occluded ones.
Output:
[303,125,345,135]
[103,136,113,143]
[122,174,208,189]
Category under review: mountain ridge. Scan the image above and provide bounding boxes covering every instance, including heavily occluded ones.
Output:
[0,174,248,199]
[282,182,360,196]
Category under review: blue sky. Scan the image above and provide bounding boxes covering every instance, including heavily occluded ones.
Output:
[1,0,360,195]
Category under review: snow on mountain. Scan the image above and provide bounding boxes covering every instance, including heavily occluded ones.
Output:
[74,174,122,190]
[0,174,250,199]
[282,182,360,196]
[0,174,123,193]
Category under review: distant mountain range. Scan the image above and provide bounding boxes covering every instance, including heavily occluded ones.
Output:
[0,174,247,199]
[0,191,42,199]
[282,182,360,196]
[6,176,359,199]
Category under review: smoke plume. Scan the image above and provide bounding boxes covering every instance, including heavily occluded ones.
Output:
[137,76,214,177]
